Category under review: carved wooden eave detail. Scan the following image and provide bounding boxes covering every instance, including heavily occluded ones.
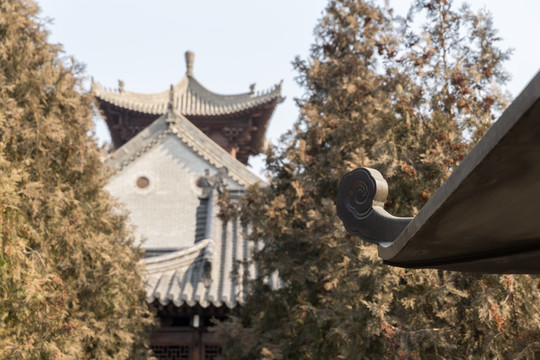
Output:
[338,70,540,274]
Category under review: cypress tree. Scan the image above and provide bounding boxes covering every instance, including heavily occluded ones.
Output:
[217,0,540,358]
[0,1,154,358]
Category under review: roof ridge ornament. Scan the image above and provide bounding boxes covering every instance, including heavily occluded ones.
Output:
[196,167,229,199]
[337,167,412,245]
[166,84,177,122]
[185,50,195,77]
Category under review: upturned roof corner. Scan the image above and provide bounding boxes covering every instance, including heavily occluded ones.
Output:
[337,167,412,246]
[92,75,282,117]
[338,70,540,274]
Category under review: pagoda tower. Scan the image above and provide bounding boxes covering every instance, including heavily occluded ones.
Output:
[93,50,283,164]
[92,52,283,359]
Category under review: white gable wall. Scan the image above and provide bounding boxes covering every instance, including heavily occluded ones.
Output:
[107,134,243,250]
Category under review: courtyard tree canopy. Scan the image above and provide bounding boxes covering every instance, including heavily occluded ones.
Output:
[0,1,154,358]
[217,0,540,359]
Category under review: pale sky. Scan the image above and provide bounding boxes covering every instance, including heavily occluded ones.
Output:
[37,0,540,175]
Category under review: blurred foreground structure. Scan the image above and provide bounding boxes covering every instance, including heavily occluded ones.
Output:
[338,71,540,274]
[94,52,283,360]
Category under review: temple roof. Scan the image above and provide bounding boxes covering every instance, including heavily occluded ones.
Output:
[338,70,540,274]
[93,51,284,163]
[103,53,282,310]
[143,239,217,308]
[92,51,283,117]
[109,109,279,309]
[107,109,263,187]
[93,76,283,117]
[143,239,282,309]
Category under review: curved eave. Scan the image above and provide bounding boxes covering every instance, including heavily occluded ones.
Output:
[143,239,211,274]
[142,239,233,309]
[252,97,281,152]
[185,96,282,154]
[142,240,283,310]
[92,76,283,117]
[149,301,231,317]
[376,70,540,274]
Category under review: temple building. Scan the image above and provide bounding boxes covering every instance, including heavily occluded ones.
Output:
[94,51,282,165]
[93,51,283,360]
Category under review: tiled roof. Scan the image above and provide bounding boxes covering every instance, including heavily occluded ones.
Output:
[106,111,263,187]
[142,235,281,309]
[92,75,283,117]
[109,52,282,309]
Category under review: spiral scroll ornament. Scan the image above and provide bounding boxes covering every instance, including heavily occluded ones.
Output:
[346,178,375,219]
[337,167,411,244]
[337,168,378,231]
[337,167,389,237]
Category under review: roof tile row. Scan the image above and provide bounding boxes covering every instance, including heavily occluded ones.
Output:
[92,75,283,116]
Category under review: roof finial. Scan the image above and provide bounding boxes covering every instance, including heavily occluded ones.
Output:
[167,84,176,120]
[185,50,195,76]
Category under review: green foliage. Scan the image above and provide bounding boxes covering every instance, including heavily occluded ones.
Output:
[217,0,540,359]
[0,1,155,358]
